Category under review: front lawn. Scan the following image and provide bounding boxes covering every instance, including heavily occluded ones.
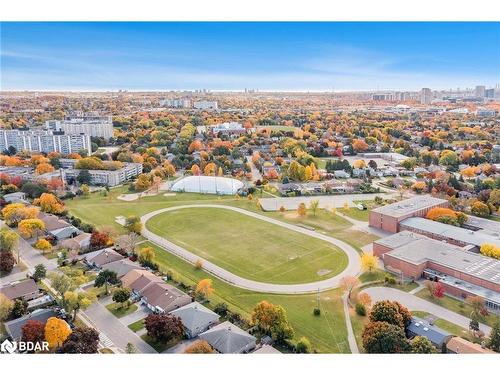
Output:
[140,334,181,353]
[106,302,138,318]
[128,319,145,332]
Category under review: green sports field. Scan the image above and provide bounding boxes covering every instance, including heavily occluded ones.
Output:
[145,207,348,284]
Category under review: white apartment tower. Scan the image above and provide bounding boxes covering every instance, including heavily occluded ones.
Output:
[46,115,113,139]
[420,88,432,105]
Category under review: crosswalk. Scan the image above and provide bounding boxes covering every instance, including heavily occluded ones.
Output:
[99,332,114,348]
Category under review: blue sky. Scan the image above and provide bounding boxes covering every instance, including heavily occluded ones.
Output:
[1,22,499,91]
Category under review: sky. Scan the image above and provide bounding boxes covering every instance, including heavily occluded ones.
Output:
[1,22,499,91]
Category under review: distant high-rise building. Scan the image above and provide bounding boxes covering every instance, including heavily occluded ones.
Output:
[475,85,486,98]
[0,129,91,156]
[485,88,495,98]
[45,115,113,139]
[159,98,192,108]
[420,88,432,104]
[193,101,218,110]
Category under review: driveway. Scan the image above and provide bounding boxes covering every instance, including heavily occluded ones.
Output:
[141,204,361,294]
[364,287,491,335]
[162,338,198,353]
[245,155,262,182]
[119,304,150,326]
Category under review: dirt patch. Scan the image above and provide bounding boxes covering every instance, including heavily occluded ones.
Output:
[317,269,331,276]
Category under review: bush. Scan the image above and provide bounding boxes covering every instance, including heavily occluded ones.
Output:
[385,276,396,285]
[313,308,321,316]
[355,303,366,316]
[214,302,229,317]
[295,337,312,353]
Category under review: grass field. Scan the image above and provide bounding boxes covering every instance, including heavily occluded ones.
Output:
[145,207,348,284]
[137,241,350,353]
[106,302,138,318]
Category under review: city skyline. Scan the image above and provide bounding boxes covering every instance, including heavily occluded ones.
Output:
[1,22,499,91]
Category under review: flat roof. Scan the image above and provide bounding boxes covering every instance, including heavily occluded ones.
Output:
[371,196,448,218]
[386,237,500,285]
[401,217,500,248]
[374,230,426,250]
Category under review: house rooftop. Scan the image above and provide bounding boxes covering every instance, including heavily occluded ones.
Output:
[4,309,58,341]
[0,279,39,300]
[199,321,256,354]
[371,196,448,218]
[407,318,452,347]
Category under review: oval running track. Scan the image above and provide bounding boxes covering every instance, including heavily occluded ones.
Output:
[140,204,361,294]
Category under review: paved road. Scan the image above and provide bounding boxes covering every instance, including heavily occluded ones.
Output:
[83,300,156,353]
[364,287,492,335]
[141,204,361,294]
[342,293,359,353]
[245,156,263,182]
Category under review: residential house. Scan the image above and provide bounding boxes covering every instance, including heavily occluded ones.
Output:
[60,232,92,252]
[407,318,453,349]
[4,309,59,342]
[170,302,220,338]
[446,337,496,354]
[82,248,124,268]
[199,321,257,354]
[3,192,28,204]
[0,279,41,301]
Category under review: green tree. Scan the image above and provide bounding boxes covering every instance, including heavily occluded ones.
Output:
[63,291,95,321]
[33,264,47,281]
[77,169,92,184]
[112,287,131,308]
[488,319,500,352]
[309,200,319,216]
[362,321,411,353]
[94,269,119,295]
[295,337,312,353]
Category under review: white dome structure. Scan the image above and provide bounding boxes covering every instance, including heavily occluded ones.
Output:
[170,176,244,195]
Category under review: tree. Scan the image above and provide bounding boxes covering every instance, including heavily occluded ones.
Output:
[184,340,214,354]
[81,184,90,196]
[361,253,378,273]
[137,246,155,266]
[45,317,72,349]
[251,301,294,341]
[352,139,369,153]
[471,201,490,218]
[357,292,372,307]
[297,202,307,217]
[361,321,411,353]
[49,272,75,300]
[195,279,214,299]
[112,287,131,308]
[77,169,92,184]
[309,200,319,216]
[369,300,412,330]
[469,318,480,334]
[480,243,500,260]
[144,313,184,343]
[0,293,14,321]
[214,302,229,317]
[433,282,445,299]
[295,337,312,353]
[466,295,488,317]
[194,259,203,270]
[18,219,45,239]
[10,298,28,318]
[0,251,15,273]
[59,327,99,354]
[90,231,110,249]
[125,343,137,354]
[135,174,151,191]
[22,320,46,345]
[2,204,38,226]
[33,193,65,214]
[33,264,47,281]
[411,336,437,353]
[94,269,119,295]
[116,232,139,254]
[63,291,95,321]
[488,319,500,352]
[0,228,19,252]
[339,276,360,300]
[34,238,52,254]
[125,216,142,234]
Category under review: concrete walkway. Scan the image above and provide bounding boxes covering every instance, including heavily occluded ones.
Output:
[141,204,361,294]
[364,287,491,335]
[342,293,359,353]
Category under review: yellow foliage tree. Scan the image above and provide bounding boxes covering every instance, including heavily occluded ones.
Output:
[480,243,500,260]
[33,193,65,214]
[195,279,214,299]
[35,163,55,175]
[297,202,307,217]
[1,204,38,226]
[353,159,367,169]
[204,162,216,176]
[34,238,52,254]
[18,219,45,239]
[44,317,72,349]
[361,254,379,273]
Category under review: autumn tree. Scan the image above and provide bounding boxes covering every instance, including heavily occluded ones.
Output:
[471,201,490,217]
[144,313,184,343]
[480,243,500,259]
[18,219,45,239]
[361,321,410,353]
[184,340,214,354]
[22,320,46,345]
[2,203,38,226]
[0,252,15,273]
[295,337,312,353]
[357,292,372,307]
[137,246,156,266]
[45,317,72,349]
[59,327,99,354]
[195,279,214,299]
[90,231,110,250]
[48,272,75,301]
[410,336,437,354]
[33,193,65,214]
[125,216,142,234]
[0,293,14,321]
[63,290,95,321]
[297,202,307,217]
[135,173,152,191]
[361,253,378,273]
[433,282,445,299]
[369,300,412,330]
[309,200,319,216]
[339,276,360,300]
[35,163,55,175]
[352,139,369,153]
[34,238,52,254]
[251,301,294,341]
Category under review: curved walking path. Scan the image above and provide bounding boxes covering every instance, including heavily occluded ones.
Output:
[140,204,361,294]
[364,287,491,335]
